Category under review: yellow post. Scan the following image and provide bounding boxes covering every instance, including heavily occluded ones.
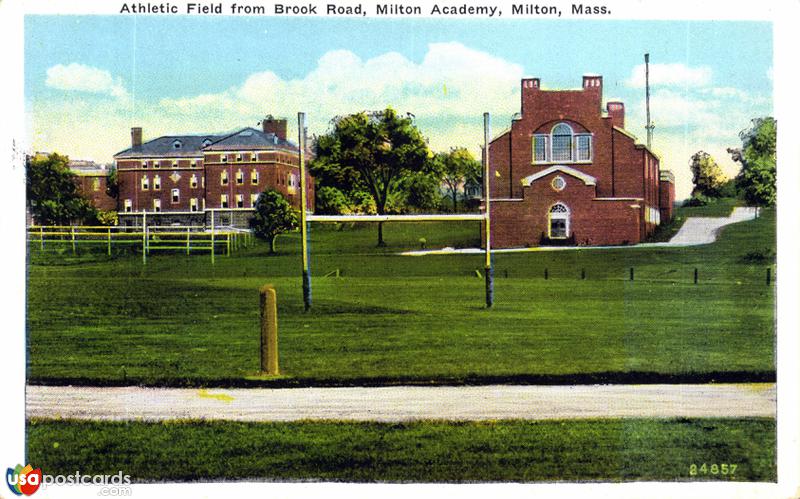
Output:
[259,284,279,375]
[186,227,191,255]
[298,112,312,310]
[210,210,215,265]
[483,112,493,308]
[107,227,111,256]
[142,211,147,265]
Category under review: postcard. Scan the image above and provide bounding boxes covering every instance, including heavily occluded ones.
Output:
[1,1,798,498]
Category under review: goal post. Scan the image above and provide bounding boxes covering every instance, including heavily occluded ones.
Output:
[297,112,493,309]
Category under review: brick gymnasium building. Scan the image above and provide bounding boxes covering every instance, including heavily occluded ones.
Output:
[113,117,313,227]
[488,75,675,247]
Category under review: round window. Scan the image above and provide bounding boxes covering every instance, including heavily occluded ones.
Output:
[551,176,566,191]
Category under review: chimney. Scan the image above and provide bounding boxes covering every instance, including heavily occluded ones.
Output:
[606,102,625,129]
[262,117,287,141]
[582,75,602,91]
[131,127,142,149]
[520,77,540,114]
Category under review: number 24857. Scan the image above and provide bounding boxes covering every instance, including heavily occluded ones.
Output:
[689,463,737,476]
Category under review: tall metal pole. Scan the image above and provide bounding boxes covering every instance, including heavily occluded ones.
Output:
[299,112,312,311]
[483,112,493,308]
[645,53,653,149]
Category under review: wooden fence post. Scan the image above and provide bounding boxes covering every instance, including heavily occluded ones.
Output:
[259,285,279,375]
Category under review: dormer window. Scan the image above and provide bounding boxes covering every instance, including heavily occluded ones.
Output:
[202,139,212,148]
[532,122,592,164]
[172,140,182,150]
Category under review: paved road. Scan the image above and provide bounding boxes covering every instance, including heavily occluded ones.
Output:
[27,383,776,422]
[401,207,759,255]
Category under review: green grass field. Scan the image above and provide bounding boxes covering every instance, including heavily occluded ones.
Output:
[27,418,776,482]
[27,207,775,386]
[25,205,777,483]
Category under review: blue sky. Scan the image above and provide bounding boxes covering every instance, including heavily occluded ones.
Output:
[25,16,773,198]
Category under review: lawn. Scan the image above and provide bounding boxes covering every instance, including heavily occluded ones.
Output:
[27,417,776,482]
[26,209,775,386]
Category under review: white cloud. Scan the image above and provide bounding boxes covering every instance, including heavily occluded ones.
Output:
[625,62,712,88]
[159,42,524,142]
[45,63,129,100]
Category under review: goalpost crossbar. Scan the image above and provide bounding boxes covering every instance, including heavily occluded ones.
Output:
[306,214,486,223]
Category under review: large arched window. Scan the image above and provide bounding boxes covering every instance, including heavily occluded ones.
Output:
[532,123,592,164]
[548,203,570,239]
[551,124,573,161]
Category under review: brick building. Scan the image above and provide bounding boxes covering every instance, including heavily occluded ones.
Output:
[69,160,117,212]
[488,75,675,247]
[113,118,313,227]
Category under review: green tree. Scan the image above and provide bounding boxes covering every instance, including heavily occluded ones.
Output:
[249,189,298,254]
[729,117,776,206]
[26,153,97,225]
[311,108,430,246]
[689,151,727,198]
[434,147,482,211]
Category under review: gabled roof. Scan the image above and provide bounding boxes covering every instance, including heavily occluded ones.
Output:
[521,165,597,186]
[114,134,225,158]
[203,127,297,152]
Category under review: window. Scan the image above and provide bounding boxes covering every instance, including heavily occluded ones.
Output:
[221,194,228,208]
[576,135,592,161]
[141,161,147,169]
[251,170,259,185]
[551,176,566,191]
[153,175,161,190]
[171,188,180,203]
[548,203,570,239]
[191,160,197,168]
[236,194,244,208]
[235,170,244,185]
[153,199,161,212]
[250,193,258,206]
[141,175,149,190]
[220,170,229,186]
[533,135,549,162]
[551,124,573,162]
[236,154,243,162]
[202,139,212,147]
[92,178,100,191]
[221,154,228,163]
[172,161,178,168]
[532,123,592,163]
[152,160,160,169]
[190,198,198,212]
[124,199,132,213]
[190,174,198,189]
[251,153,258,161]
[172,140,182,150]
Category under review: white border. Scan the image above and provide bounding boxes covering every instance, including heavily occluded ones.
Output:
[2,1,798,498]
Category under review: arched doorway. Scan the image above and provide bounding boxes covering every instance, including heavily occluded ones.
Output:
[548,203,570,239]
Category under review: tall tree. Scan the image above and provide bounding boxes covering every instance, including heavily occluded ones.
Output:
[729,117,776,206]
[435,147,482,211]
[689,151,727,198]
[249,189,298,254]
[26,153,96,225]
[311,108,430,246]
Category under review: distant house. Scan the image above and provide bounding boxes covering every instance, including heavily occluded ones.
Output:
[113,117,314,228]
[487,75,675,247]
[68,160,117,212]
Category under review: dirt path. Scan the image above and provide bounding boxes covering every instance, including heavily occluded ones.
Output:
[26,383,775,422]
